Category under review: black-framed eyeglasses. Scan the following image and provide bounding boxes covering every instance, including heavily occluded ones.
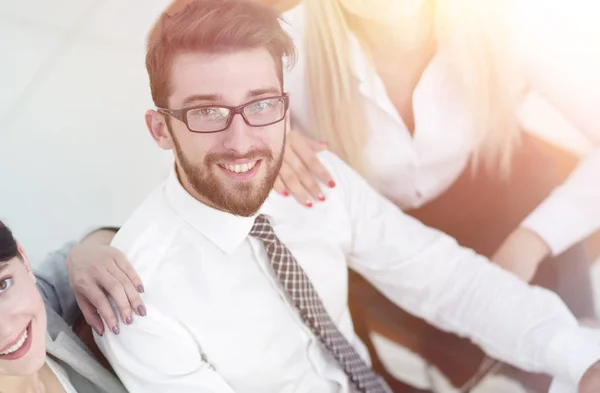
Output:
[157,93,289,133]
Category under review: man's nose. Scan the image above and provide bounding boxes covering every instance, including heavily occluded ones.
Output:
[222,113,254,154]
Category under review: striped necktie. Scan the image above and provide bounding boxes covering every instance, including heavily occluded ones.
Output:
[250,214,391,393]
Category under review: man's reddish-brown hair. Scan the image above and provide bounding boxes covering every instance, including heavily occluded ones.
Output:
[146,0,296,108]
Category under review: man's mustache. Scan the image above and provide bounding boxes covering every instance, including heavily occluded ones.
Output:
[205,148,273,163]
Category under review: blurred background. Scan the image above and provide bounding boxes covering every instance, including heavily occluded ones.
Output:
[0,1,598,391]
[0,0,174,261]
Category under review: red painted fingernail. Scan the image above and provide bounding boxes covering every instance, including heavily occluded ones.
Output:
[126,316,133,325]
[317,194,326,201]
[282,190,289,197]
[137,284,145,294]
[112,325,120,335]
[306,200,313,208]
[328,180,336,188]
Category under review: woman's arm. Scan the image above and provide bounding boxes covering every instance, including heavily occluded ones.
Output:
[514,0,600,255]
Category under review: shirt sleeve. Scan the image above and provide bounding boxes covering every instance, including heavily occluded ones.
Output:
[512,0,600,254]
[318,150,600,386]
[95,302,237,393]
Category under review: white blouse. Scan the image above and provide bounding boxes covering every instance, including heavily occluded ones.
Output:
[282,0,600,256]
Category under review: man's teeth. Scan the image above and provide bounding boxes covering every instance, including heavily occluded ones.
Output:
[221,161,257,173]
[0,330,27,355]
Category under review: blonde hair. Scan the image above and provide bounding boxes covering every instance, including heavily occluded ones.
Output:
[302,0,524,178]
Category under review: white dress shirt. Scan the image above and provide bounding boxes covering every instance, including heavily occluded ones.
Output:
[97,151,600,393]
[282,0,600,256]
[548,327,600,393]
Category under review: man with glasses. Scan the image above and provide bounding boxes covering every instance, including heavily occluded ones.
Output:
[151,92,289,217]
[82,0,600,392]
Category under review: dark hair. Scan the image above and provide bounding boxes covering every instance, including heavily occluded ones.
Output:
[0,220,20,263]
[146,0,296,107]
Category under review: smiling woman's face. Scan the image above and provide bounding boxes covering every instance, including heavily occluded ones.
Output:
[0,255,47,377]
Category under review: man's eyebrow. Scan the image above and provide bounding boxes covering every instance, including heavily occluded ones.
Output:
[181,93,223,107]
[179,88,281,108]
[247,87,281,98]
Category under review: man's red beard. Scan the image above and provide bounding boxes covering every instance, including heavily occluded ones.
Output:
[171,134,285,216]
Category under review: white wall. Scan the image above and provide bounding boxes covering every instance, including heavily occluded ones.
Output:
[0,0,173,263]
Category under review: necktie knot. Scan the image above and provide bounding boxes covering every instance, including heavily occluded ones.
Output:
[250,214,276,242]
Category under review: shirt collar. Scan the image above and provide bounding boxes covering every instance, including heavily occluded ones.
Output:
[348,34,405,125]
[164,167,266,255]
[349,33,372,86]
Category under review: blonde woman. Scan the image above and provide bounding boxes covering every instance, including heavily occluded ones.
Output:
[253,0,600,390]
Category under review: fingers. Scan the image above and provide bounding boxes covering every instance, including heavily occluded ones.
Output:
[77,296,105,336]
[291,137,335,189]
[109,260,147,318]
[96,267,134,328]
[79,284,121,335]
[112,249,145,294]
[278,129,335,205]
[282,147,324,203]
[278,161,315,207]
[113,249,144,293]
[273,176,289,197]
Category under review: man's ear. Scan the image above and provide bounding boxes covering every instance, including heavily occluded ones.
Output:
[146,109,175,150]
[16,243,35,281]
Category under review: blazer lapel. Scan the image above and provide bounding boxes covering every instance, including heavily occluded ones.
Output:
[46,331,125,393]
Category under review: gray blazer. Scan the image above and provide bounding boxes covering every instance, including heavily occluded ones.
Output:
[36,242,127,393]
